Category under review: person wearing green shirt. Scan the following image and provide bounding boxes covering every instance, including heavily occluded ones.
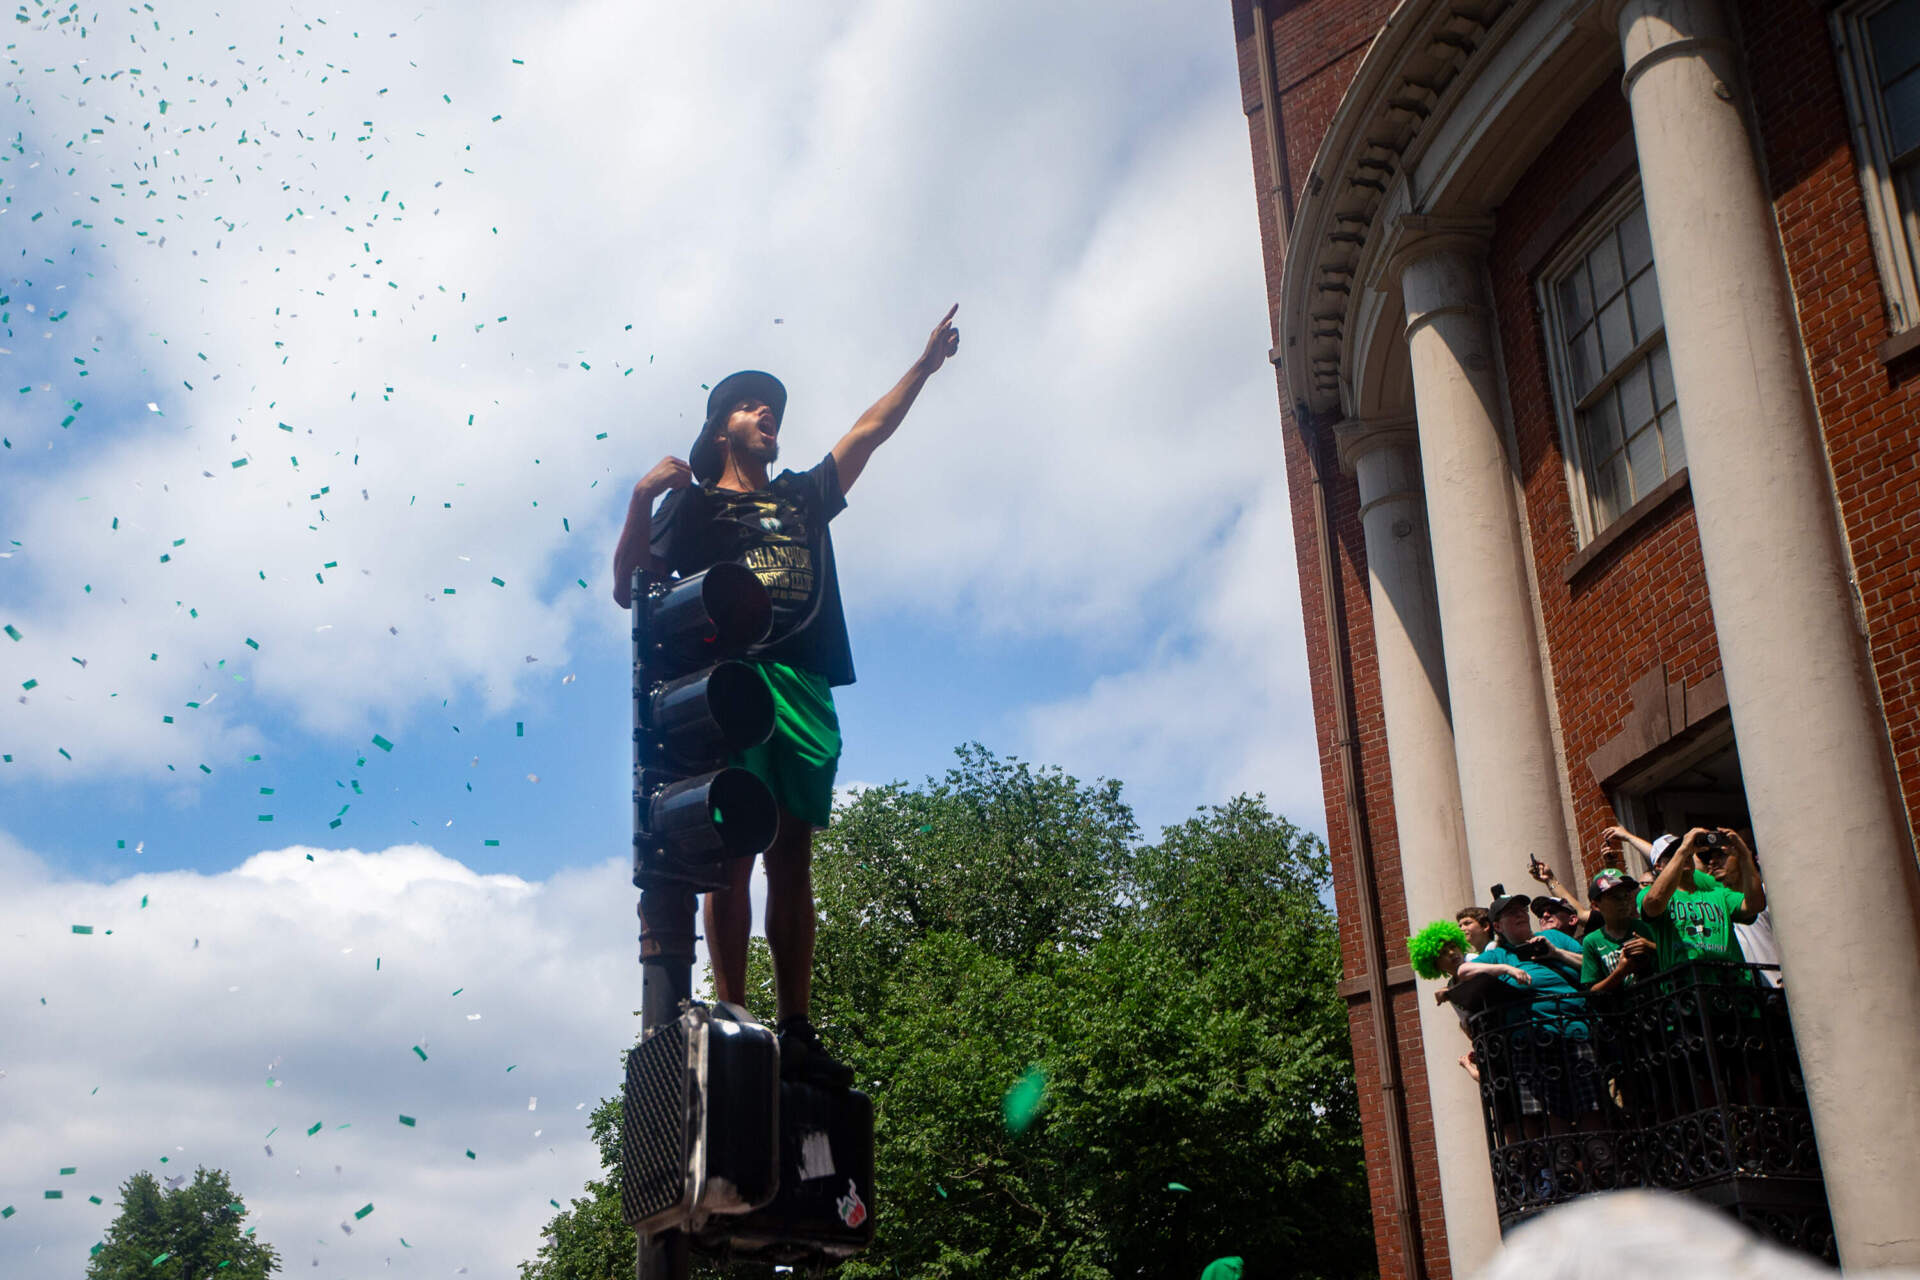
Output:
[1580,868,1659,995]
[1639,827,1765,975]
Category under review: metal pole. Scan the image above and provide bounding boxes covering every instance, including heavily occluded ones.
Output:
[634,568,695,1280]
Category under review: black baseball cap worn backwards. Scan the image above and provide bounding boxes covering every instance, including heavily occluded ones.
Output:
[690,370,787,484]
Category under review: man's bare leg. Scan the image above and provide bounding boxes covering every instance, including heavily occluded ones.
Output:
[761,809,815,1024]
[702,853,755,1006]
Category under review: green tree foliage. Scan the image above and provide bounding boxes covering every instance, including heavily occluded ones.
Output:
[86,1167,278,1280]
[523,748,1371,1280]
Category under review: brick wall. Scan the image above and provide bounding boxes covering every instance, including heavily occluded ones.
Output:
[1485,10,1920,878]
[1236,3,1449,1277]
[1488,81,1726,870]
[1743,0,1920,840]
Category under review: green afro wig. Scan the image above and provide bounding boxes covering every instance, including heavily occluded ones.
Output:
[1407,919,1470,980]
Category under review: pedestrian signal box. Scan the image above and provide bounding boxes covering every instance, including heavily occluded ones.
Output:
[621,1004,875,1263]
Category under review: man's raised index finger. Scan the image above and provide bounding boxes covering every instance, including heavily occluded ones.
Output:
[937,303,958,326]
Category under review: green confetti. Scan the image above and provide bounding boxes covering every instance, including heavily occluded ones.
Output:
[372,734,394,752]
[1002,1065,1047,1135]
[89,1195,102,1205]
[151,1252,170,1266]
[515,722,524,737]
[491,577,505,587]
[140,895,148,908]
[59,1167,75,1175]
[484,839,500,847]
[413,1045,428,1061]
[4,625,20,641]
[71,925,93,935]
[245,638,259,650]
[21,678,37,691]
[1167,1182,1192,1192]
[354,1203,374,1220]
[45,1190,62,1200]
[594,431,608,440]
[465,1149,476,1160]
[451,988,463,996]
[0,1206,12,1218]
[307,1122,322,1136]
[230,458,248,469]
[398,1115,415,1127]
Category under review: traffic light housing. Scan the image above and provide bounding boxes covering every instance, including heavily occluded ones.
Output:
[632,563,781,891]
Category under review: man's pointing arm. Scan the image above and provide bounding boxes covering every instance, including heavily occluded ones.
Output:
[831,304,959,494]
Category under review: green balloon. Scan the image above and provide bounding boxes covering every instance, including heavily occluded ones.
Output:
[1002,1064,1048,1134]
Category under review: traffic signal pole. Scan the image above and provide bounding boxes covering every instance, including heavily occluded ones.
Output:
[631,565,779,1279]
[634,570,693,1280]
[634,886,697,1280]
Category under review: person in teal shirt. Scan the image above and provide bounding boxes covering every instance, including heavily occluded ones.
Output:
[1477,887,1598,1137]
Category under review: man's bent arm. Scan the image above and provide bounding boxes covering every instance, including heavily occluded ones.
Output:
[1725,830,1767,923]
[611,485,665,609]
[613,456,691,608]
[832,304,959,494]
[1641,827,1703,919]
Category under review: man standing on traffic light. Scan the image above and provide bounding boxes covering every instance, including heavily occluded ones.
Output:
[612,305,961,1086]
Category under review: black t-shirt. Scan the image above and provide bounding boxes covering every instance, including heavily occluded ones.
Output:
[648,453,855,686]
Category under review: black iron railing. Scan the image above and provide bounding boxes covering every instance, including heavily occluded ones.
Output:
[1463,962,1834,1262]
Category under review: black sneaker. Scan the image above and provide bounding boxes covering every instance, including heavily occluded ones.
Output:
[777,1017,854,1088]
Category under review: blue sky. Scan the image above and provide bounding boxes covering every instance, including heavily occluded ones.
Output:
[0,1,1320,1271]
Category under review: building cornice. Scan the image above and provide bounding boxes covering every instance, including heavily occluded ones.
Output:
[1273,0,1617,425]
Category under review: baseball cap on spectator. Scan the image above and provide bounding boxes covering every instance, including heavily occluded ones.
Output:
[1649,833,1682,866]
[1531,894,1576,918]
[1589,868,1635,897]
[1488,884,1529,919]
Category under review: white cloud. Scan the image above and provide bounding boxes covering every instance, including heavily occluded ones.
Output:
[1020,468,1326,836]
[1,0,1302,815]
[0,836,668,1275]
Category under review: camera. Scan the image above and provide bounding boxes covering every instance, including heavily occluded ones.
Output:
[1513,938,1551,961]
[1697,831,1725,850]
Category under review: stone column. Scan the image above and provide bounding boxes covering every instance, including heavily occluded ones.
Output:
[1616,0,1920,1266]
[1393,223,1577,900]
[1339,419,1502,1276]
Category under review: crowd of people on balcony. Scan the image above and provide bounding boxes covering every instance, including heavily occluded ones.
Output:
[1407,825,1787,1141]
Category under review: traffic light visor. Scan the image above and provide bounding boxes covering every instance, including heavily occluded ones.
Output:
[647,660,776,761]
[649,562,773,661]
[648,766,780,860]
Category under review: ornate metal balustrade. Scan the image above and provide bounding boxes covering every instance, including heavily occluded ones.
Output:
[1463,962,1833,1262]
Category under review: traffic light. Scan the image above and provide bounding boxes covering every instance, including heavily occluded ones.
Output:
[632,562,781,890]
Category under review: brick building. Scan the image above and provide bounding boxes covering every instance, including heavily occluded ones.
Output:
[1229,1,1920,1275]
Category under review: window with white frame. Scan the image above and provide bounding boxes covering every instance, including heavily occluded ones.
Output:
[1834,0,1920,332]
[1539,190,1685,539]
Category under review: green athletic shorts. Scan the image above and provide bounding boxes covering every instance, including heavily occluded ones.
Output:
[730,661,841,829]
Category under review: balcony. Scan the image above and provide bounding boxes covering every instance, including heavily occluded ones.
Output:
[1463,963,1833,1262]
